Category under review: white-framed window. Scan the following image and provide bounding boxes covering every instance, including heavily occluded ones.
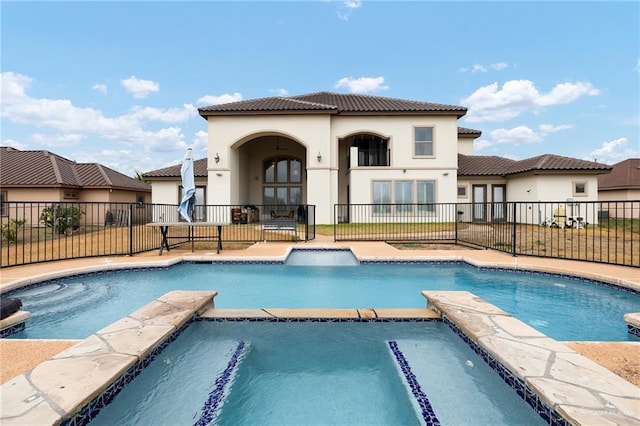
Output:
[414,127,434,157]
[394,181,413,213]
[573,181,587,197]
[372,181,391,214]
[457,185,467,198]
[372,179,436,214]
[417,180,436,213]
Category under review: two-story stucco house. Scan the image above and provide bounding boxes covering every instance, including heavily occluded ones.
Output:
[196,92,476,224]
[190,92,610,225]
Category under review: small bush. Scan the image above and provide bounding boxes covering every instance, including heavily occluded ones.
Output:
[1,219,26,243]
[40,204,84,235]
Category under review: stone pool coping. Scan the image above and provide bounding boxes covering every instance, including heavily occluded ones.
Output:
[2,291,638,426]
[422,291,640,426]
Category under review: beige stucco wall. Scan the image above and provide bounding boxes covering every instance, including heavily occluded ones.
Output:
[2,188,149,227]
[204,113,461,224]
[457,137,475,155]
[598,189,640,218]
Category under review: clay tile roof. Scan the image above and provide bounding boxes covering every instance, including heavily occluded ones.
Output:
[458,153,612,177]
[598,158,640,190]
[142,158,209,178]
[458,154,516,176]
[505,154,611,175]
[199,91,467,117]
[457,127,482,137]
[0,147,150,191]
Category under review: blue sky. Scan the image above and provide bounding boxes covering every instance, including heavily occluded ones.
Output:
[2,1,639,177]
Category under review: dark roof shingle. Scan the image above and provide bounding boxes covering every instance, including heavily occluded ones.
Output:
[458,154,611,177]
[143,158,208,178]
[0,147,150,191]
[598,158,640,190]
[199,92,467,117]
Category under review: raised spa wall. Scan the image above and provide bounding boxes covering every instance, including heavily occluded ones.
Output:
[1,289,639,426]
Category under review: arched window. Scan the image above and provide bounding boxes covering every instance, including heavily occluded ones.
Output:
[263,157,302,211]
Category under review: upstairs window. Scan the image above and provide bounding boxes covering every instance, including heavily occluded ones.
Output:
[414,127,434,157]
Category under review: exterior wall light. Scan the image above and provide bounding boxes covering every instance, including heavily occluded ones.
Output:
[317,152,322,162]
[214,153,220,163]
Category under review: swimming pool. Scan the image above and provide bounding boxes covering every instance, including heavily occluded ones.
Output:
[88,321,545,425]
[6,261,640,341]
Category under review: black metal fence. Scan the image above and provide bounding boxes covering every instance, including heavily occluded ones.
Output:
[0,202,316,267]
[2,200,638,268]
[335,201,639,268]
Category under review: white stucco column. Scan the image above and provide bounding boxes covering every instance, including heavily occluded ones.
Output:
[306,168,335,224]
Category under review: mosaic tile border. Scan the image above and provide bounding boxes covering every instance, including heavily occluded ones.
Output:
[61,318,193,426]
[0,321,25,338]
[441,315,570,426]
[194,341,247,426]
[198,317,441,323]
[388,340,440,425]
[628,324,640,338]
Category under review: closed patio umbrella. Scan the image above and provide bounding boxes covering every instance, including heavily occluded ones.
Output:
[178,148,196,222]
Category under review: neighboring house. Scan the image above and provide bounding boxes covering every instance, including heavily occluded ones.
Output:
[145,92,612,224]
[597,158,640,218]
[0,147,151,225]
[142,157,209,221]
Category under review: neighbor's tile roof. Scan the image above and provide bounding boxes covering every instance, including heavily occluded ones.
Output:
[142,158,209,178]
[458,154,516,176]
[598,158,640,190]
[199,92,467,117]
[458,154,612,176]
[0,147,151,191]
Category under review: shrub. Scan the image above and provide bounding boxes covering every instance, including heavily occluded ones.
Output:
[1,219,26,243]
[40,204,84,235]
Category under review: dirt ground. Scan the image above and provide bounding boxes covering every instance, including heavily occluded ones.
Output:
[565,342,640,387]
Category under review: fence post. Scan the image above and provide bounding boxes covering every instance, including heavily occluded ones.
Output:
[511,202,517,257]
[454,203,459,243]
[129,203,134,256]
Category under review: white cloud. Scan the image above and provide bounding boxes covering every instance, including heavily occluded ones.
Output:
[128,104,197,123]
[0,138,28,150]
[334,76,388,94]
[192,130,208,152]
[92,83,107,95]
[635,59,640,72]
[586,137,639,164]
[30,133,84,147]
[461,80,600,122]
[271,88,289,97]
[197,93,243,105]
[490,126,543,144]
[459,62,508,73]
[0,71,194,155]
[474,123,574,151]
[539,123,573,134]
[121,76,159,99]
[0,72,33,102]
[337,0,361,21]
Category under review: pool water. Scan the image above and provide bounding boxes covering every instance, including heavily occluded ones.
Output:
[7,262,640,341]
[89,321,545,426]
